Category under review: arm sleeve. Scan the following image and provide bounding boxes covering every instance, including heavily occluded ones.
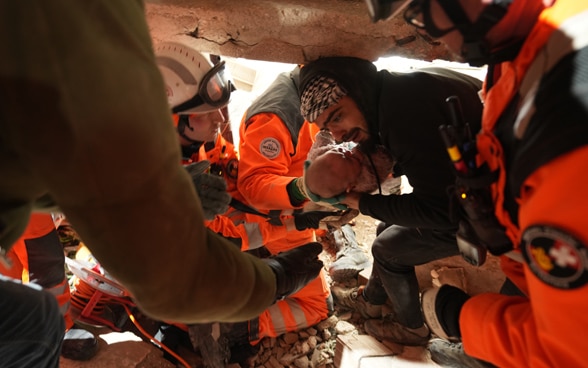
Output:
[460,145,588,367]
[237,113,302,210]
[7,1,276,323]
[205,214,290,252]
[359,191,456,230]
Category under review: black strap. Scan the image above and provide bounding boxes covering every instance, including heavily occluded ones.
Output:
[229,198,284,226]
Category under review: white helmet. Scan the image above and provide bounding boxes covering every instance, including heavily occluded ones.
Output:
[155,41,233,114]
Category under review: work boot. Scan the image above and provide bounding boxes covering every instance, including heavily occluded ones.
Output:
[61,327,99,361]
[328,224,371,282]
[188,323,231,368]
[428,338,496,368]
[224,321,259,366]
[364,317,430,346]
[332,285,382,319]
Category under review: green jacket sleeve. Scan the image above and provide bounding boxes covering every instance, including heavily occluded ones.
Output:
[0,0,275,323]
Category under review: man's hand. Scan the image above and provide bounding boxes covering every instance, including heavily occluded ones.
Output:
[293,210,342,230]
[185,161,231,220]
[264,242,323,301]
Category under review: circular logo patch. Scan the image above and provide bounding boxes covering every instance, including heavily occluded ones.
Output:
[259,138,281,159]
[522,225,588,289]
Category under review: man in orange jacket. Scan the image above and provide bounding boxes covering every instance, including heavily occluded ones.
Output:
[157,42,327,252]
[366,0,588,366]
[234,66,335,362]
[155,43,335,366]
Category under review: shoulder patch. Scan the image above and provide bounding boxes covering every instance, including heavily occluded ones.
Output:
[522,225,588,289]
[259,138,281,159]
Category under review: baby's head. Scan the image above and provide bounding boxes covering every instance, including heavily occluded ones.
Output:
[305,146,363,199]
[305,143,395,200]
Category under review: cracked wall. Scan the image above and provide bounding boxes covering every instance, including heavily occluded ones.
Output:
[144,0,455,64]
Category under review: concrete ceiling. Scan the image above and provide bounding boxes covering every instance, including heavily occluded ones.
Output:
[144,0,456,64]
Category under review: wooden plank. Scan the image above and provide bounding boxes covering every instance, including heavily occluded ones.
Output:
[334,334,396,368]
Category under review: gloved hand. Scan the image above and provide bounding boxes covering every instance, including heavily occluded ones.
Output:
[185,160,231,220]
[421,285,470,342]
[293,210,342,230]
[264,242,323,301]
[319,209,360,229]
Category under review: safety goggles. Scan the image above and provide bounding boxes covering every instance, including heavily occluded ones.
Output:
[172,61,234,114]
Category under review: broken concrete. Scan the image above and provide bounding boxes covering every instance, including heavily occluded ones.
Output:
[144,0,456,64]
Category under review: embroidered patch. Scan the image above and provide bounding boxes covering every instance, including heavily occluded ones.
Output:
[259,138,281,159]
[522,225,588,289]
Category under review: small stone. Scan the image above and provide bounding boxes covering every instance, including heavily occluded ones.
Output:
[307,335,318,349]
[315,315,338,330]
[283,332,299,345]
[300,341,311,354]
[335,320,356,334]
[294,355,310,368]
[278,352,296,365]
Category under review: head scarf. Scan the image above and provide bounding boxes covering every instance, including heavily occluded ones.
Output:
[299,57,382,146]
[300,76,347,123]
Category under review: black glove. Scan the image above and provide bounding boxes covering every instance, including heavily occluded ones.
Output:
[422,285,470,341]
[185,161,231,220]
[293,210,341,230]
[264,242,323,301]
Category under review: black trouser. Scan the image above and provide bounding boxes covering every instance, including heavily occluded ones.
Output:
[0,276,64,368]
[363,225,459,329]
[24,229,66,289]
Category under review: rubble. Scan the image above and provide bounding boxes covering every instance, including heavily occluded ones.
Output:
[61,213,505,367]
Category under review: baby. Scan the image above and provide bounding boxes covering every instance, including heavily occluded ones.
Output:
[305,130,395,200]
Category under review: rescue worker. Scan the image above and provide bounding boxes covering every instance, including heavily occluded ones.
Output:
[0,7,324,366]
[298,57,483,346]
[234,66,337,359]
[0,213,98,361]
[364,0,588,367]
[156,41,316,251]
[155,43,336,366]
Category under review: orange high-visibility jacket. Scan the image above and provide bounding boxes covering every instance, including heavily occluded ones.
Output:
[460,2,588,367]
[236,69,330,342]
[194,134,294,251]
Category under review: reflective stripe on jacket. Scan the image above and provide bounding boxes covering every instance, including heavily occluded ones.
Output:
[237,72,329,341]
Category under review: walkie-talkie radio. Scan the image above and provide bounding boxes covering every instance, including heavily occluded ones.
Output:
[440,96,514,266]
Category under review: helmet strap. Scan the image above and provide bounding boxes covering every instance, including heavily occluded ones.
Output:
[177,115,203,145]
